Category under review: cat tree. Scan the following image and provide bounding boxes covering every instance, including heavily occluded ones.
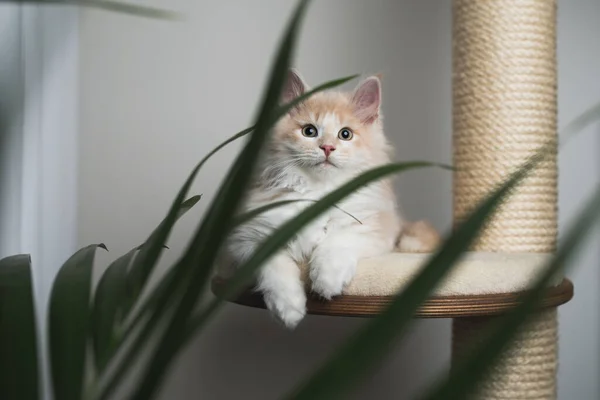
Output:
[212,0,573,398]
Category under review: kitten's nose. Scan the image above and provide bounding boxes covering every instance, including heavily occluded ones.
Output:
[320,144,336,157]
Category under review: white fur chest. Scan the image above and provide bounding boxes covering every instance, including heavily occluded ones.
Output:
[238,178,390,264]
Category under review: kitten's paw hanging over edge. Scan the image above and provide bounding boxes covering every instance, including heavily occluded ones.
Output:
[257,253,307,329]
[309,250,357,299]
[263,288,307,329]
[398,220,441,253]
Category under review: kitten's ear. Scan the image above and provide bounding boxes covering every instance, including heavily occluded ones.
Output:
[351,76,381,124]
[281,68,308,104]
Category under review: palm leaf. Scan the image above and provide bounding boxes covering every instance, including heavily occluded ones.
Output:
[119,73,358,328]
[0,255,39,400]
[182,162,448,346]
[49,244,107,400]
[114,126,253,332]
[125,194,201,312]
[92,248,136,373]
[105,195,360,372]
[126,2,314,398]
[94,70,356,398]
[94,1,336,398]
[92,194,200,377]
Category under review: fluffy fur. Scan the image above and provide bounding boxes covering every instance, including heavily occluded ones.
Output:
[220,70,439,328]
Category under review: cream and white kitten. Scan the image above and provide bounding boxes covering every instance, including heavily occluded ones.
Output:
[220,70,438,328]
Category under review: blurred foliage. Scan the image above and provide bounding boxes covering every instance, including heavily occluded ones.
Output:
[11,0,179,19]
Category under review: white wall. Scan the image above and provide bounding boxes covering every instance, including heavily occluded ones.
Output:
[78,1,599,399]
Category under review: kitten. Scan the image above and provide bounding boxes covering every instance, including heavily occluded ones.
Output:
[220,70,439,328]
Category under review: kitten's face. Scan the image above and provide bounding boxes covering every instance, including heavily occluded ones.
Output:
[266,70,391,182]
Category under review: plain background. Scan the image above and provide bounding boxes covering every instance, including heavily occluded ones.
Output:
[0,5,22,258]
[76,1,599,399]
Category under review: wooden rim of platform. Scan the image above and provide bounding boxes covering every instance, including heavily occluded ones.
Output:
[211,277,573,318]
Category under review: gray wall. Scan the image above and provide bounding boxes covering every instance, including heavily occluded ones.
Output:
[0,4,23,258]
[556,0,600,397]
[78,1,599,399]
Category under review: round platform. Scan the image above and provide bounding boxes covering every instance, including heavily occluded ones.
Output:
[211,277,573,318]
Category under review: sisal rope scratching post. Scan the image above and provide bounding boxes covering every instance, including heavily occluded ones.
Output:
[451,0,559,398]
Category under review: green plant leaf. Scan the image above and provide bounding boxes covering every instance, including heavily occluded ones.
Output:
[221,163,447,301]
[96,10,357,400]
[561,100,600,142]
[286,145,551,399]
[15,0,180,20]
[0,254,38,400]
[278,74,359,116]
[92,194,200,374]
[122,69,360,310]
[421,185,600,400]
[125,194,201,311]
[124,1,315,399]
[112,75,358,336]
[110,125,253,335]
[181,162,448,344]
[92,248,136,373]
[285,99,600,399]
[110,193,366,376]
[94,75,359,391]
[49,243,107,400]
[231,199,362,228]
[106,199,352,376]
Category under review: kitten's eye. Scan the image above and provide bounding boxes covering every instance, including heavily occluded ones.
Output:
[338,128,353,141]
[301,124,318,138]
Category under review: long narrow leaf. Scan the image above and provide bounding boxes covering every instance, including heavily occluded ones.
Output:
[422,185,600,400]
[0,255,38,400]
[286,146,550,399]
[288,100,600,398]
[114,124,253,333]
[232,200,362,227]
[92,248,136,373]
[15,0,179,19]
[94,71,356,398]
[93,194,200,375]
[49,244,107,400]
[183,161,446,345]
[110,74,361,353]
[105,198,355,374]
[128,2,314,399]
[222,163,447,303]
[278,74,359,117]
[561,100,600,142]
[126,194,201,311]
[96,14,359,400]
[114,76,358,336]
[120,75,357,319]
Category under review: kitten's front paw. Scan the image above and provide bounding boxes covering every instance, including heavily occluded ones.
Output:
[263,286,307,329]
[309,251,357,300]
